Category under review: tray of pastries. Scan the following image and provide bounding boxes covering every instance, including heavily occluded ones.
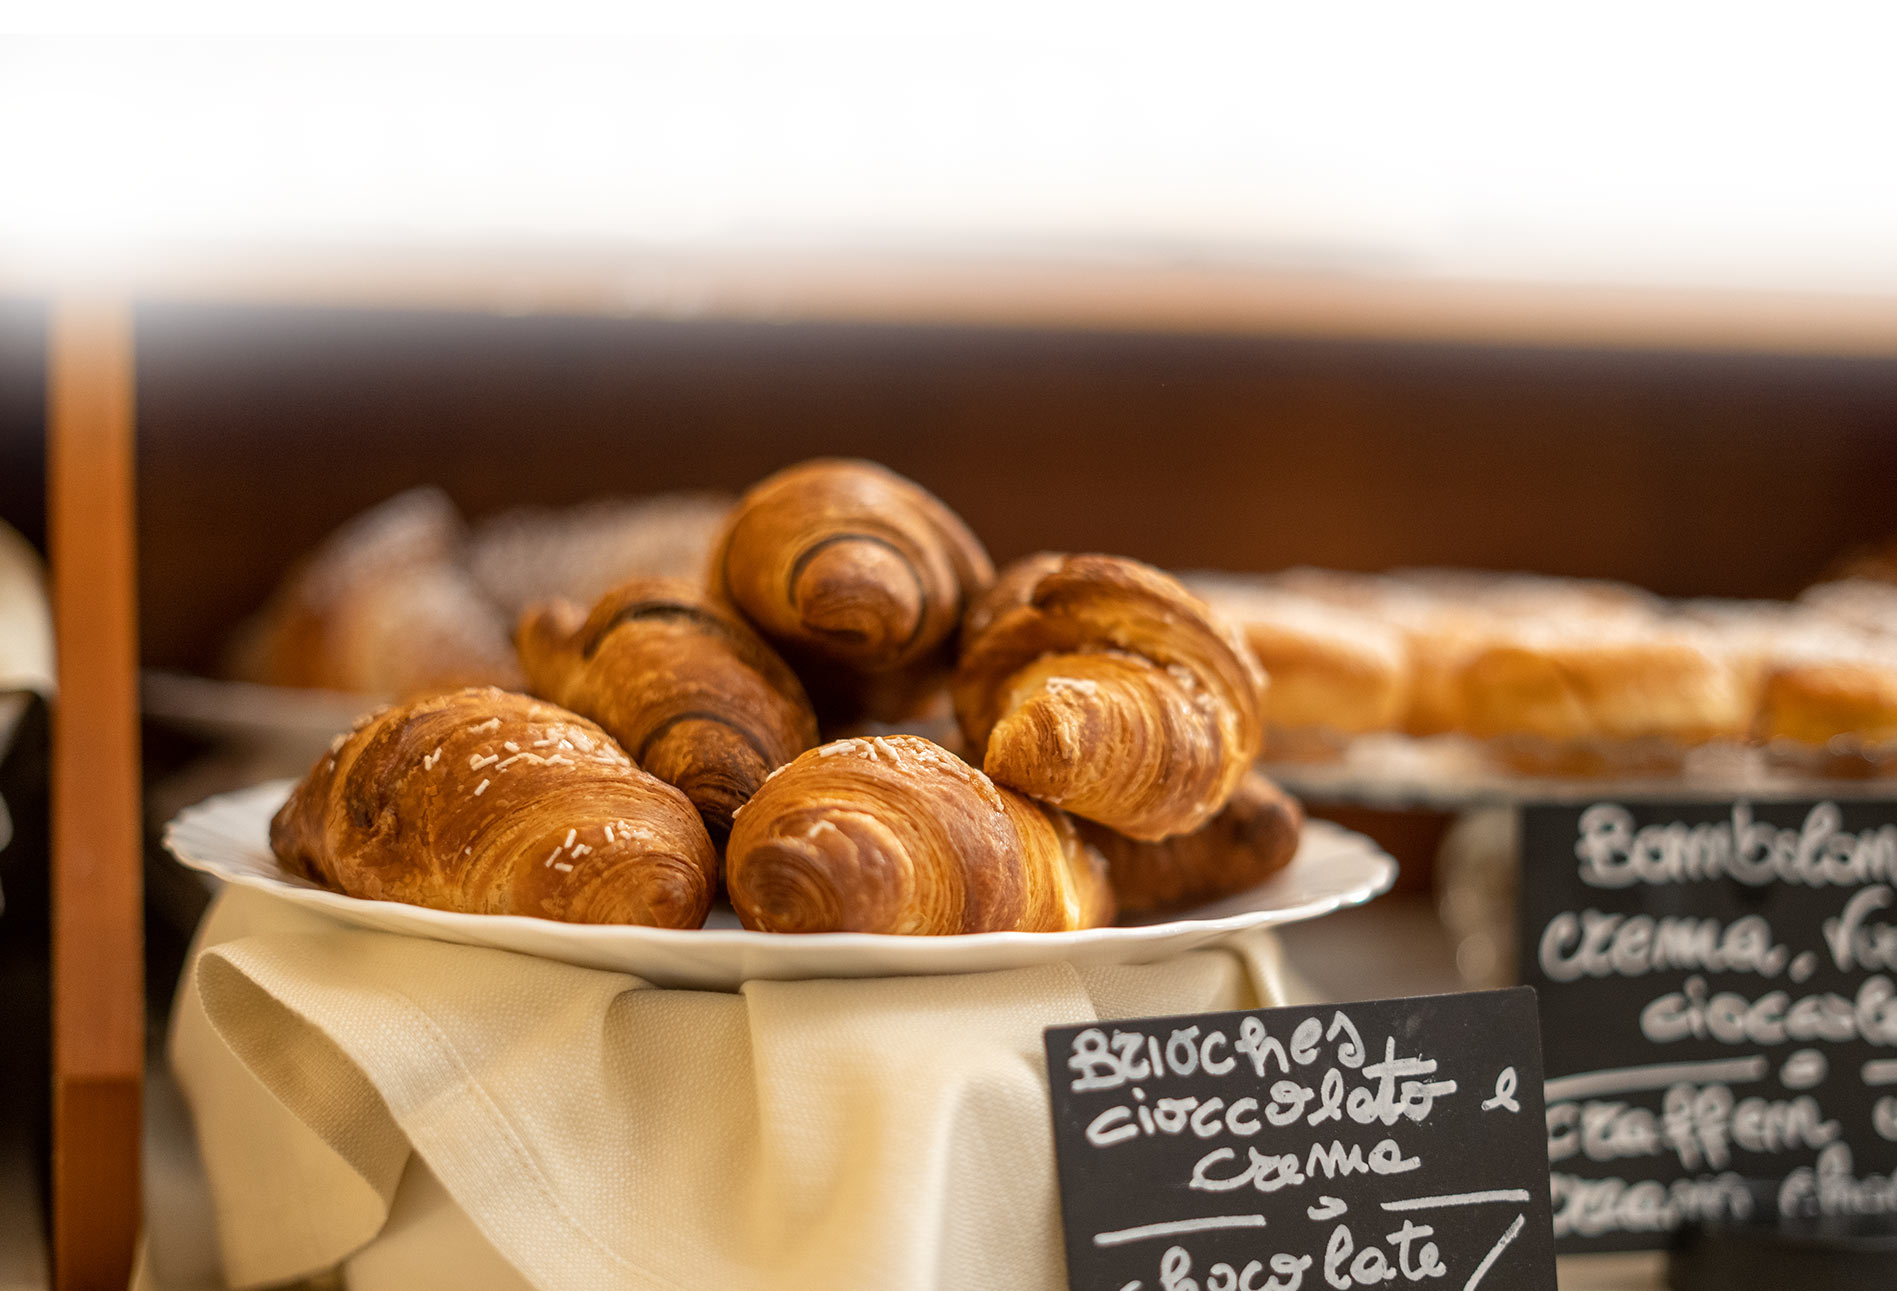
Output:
[165,770,1389,991]
[164,459,1396,987]
[1189,556,1897,805]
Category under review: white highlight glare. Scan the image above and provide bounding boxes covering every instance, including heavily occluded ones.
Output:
[5,11,1897,294]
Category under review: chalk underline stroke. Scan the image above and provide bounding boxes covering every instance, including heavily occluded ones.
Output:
[1544,1056,1767,1102]
[1381,1190,1532,1212]
[1863,1059,1897,1087]
[1463,1214,1527,1291]
[1093,1214,1269,1247]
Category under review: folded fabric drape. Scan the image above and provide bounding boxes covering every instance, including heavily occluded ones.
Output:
[0,520,51,708]
[0,519,52,868]
[169,886,1300,1291]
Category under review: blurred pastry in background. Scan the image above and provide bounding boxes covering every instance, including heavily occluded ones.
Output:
[470,492,732,621]
[1454,621,1749,747]
[225,488,734,700]
[225,488,523,697]
[1755,642,1897,752]
[1820,529,1897,588]
[1798,577,1897,640]
[1198,566,1897,777]
[1185,574,1411,751]
[1260,568,1671,748]
[1372,571,1666,745]
[1387,568,1662,623]
[1674,598,1832,722]
[1738,581,1897,762]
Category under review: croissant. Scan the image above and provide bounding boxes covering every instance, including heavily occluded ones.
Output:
[712,459,993,693]
[725,734,1114,934]
[516,578,820,840]
[271,687,716,927]
[227,487,523,696]
[1076,771,1304,916]
[952,554,1268,841]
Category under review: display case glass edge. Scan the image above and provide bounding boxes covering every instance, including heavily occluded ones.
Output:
[11,246,1897,358]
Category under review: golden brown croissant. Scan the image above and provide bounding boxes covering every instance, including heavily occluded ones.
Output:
[711,459,993,697]
[1076,771,1304,916]
[271,687,716,927]
[952,554,1268,841]
[515,578,820,841]
[725,734,1114,934]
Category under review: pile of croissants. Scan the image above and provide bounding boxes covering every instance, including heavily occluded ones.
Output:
[270,459,1305,935]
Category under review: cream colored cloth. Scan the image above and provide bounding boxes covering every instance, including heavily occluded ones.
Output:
[170,886,1298,1291]
[0,519,52,864]
[0,520,52,705]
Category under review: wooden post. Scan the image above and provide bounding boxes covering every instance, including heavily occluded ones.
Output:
[47,298,143,1290]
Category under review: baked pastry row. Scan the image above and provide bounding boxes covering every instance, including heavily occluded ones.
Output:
[1190,569,1897,755]
[228,488,732,697]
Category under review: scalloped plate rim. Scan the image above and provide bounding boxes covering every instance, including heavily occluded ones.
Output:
[164,779,1397,986]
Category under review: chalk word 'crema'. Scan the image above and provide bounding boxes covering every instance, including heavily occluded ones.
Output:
[1188,1138,1420,1193]
[1537,909,1787,982]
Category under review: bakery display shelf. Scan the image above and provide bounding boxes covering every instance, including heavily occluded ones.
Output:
[29,245,1897,1290]
[139,670,376,750]
[1263,735,1897,811]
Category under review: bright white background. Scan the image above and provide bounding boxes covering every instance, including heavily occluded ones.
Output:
[5,4,1897,293]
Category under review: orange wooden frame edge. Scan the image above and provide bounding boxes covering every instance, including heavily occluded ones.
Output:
[47,297,144,1291]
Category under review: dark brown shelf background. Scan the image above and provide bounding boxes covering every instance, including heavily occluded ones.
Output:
[131,301,1897,673]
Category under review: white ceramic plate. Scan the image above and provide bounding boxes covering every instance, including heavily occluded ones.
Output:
[164,780,1398,991]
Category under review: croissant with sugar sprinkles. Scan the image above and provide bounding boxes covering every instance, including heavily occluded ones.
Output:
[516,578,819,841]
[953,554,1268,840]
[712,459,993,714]
[271,687,716,926]
[725,734,1114,934]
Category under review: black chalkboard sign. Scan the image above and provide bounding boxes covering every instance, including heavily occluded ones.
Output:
[1044,988,1557,1291]
[1518,799,1897,1255]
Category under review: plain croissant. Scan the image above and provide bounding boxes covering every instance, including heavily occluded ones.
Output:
[271,687,717,927]
[953,553,1268,840]
[711,459,992,715]
[1076,771,1304,915]
[516,579,819,841]
[724,734,1114,934]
